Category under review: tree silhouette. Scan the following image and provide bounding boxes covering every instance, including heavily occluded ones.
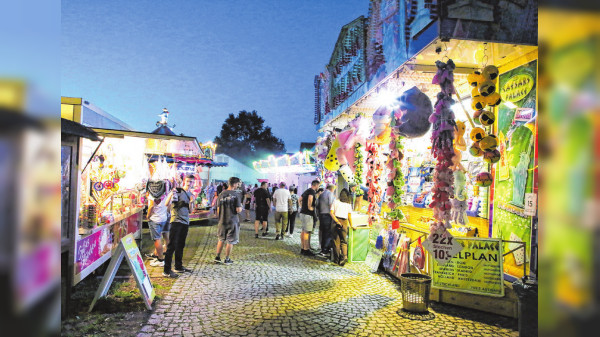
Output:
[214,110,286,166]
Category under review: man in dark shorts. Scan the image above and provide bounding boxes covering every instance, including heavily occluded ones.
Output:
[298,180,320,256]
[253,181,271,238]
[215,177,243,265]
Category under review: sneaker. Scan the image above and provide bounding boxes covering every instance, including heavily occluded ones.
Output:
[304,250,316,257]
[285,233,292,238]
[162,271,179,278]
[214,256,222,264]
[339,258,348,267]
[145,253,158,260]
[275,235,280,240]
[174,267,193,273]
[150,259,165,267]
[255,234,259,238]
[262,232,268,237]
[224,257,234,265]
[317,251,329,258]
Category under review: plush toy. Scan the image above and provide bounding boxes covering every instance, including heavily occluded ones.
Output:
[478,80,496,97]
[475,172,493,187]
[483,149,501,163]
[480,134,498,151]
[482,65,499,82]
[479,110,495,126]
[485,92,502,107]
[472,110,483,125]
[470,127,487,142]
[368,106,392,145]
[330,116,371,183]
[451,198,469,226]
[467,71,484,87]
[452,121,467,171]
[471,96,487,110]
[453,170,468,201]
[469,142,484,157]
[394,86,433,138]
[430,59,456,230]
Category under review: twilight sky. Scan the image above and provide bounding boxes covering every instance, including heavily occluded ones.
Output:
[61,0,367,153]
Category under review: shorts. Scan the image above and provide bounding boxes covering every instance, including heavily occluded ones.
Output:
[299,213,314,233]
[148,220,166,240]
[217,222,240,244]
[255,207,269,222]
[162,221,171,233]
[244,203,251,210]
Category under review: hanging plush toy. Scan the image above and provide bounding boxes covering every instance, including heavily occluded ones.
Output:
[429,59,456,231]
[452,120,467,171]
[394,86,433,138]
[451,170,469,226]
[368,106,392,145]
[332,116,370,184]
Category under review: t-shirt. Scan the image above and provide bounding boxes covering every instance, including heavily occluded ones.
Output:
[332,200,352,220]
[171,188,192,225]
[300,188,316,217]
[290,194,299,212]
[272,188,291,212]
[254,188,270,209]
[318,189,335,214]
[148,194,168,223]
[218,190,242,227]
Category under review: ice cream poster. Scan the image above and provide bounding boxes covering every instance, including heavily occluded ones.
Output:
[492,60,537,279]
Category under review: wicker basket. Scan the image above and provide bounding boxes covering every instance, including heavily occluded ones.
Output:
[399,273,432,313]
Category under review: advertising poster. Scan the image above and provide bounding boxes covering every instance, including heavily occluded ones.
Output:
[121,235,155,307]
[493,60,537,279]
[431,238,504,297]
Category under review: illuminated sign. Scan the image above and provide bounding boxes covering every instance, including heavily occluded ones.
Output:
[253,151,315,174]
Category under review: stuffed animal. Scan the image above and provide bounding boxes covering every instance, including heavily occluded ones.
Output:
[475,172,493,187]
[478,80,496,97]
[471,96,487,110]
[451,198,469,226]
[480,135,498,151]
[368,106,392,145]
[394,86,433,138]
[483,149,501,163]
[469,142,484,157]
[452,121,467,171]
[470,127,487,142]
[472,109,483,125]
[482,65,499,82]
[486,92,502,107]
[479,110,495,126]
[467,71,484,87]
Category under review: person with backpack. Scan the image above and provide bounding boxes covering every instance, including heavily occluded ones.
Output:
[215,177,243,265]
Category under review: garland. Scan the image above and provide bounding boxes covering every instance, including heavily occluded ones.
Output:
[429,59,457,235]
[354,143,364,196]
[386,131,405,220]
[366,142,384,226]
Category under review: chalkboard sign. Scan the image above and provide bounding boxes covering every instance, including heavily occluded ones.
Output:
[89,234,155,311]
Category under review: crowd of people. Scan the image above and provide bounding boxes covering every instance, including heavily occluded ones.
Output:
[145,175,357,278]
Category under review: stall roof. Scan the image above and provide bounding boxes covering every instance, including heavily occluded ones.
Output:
[91,127,197,142]
[61,118,101,141]
[146,154,228,167]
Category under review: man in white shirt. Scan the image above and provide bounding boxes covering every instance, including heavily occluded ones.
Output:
[272,182,291,240]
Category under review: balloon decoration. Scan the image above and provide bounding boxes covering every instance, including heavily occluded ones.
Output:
[429,59,457,234]
[467,64,503,187]
[394,86,433,138]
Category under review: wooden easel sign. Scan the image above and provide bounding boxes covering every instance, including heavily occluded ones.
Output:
[89,234,155,312]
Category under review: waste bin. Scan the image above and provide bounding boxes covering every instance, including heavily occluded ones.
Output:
[513,278,538,337]
[399,273,432,313]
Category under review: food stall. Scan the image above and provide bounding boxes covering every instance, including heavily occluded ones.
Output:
[313,0,537,318]
[72,128,214,285]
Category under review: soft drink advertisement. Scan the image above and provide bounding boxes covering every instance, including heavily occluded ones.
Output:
[492,59,537,279]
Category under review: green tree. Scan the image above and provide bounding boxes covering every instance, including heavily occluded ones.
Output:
[214,110,286,165]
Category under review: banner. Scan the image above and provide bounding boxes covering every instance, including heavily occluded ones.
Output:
[431,238,504,297]
[493,59,537,279]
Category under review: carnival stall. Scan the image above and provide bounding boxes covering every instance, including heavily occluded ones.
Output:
[73,128,219,284]
[313,0,537,317]
[253,151,317,188]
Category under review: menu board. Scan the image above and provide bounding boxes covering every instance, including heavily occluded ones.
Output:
[430,237,504,297]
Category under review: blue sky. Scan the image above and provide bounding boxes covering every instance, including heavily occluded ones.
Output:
[61,0,367,152]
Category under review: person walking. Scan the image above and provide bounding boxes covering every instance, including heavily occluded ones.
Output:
[163,174,196,278]
[215,177,243,265]
[286,187,299,238]
[298,180,320,256]
[243,188,252,222]
[272,182,291,240]
[146,182,173,267]
[317,184,336,258]
[253,181,271,238]
[330,188,353,266]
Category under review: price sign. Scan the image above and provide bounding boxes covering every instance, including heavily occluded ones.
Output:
[422,231,463,266]
[524,193,537,216]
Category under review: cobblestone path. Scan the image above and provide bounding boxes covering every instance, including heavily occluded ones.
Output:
[138,219,518,337]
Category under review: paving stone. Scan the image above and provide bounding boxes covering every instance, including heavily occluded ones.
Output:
[137,214,518,336]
